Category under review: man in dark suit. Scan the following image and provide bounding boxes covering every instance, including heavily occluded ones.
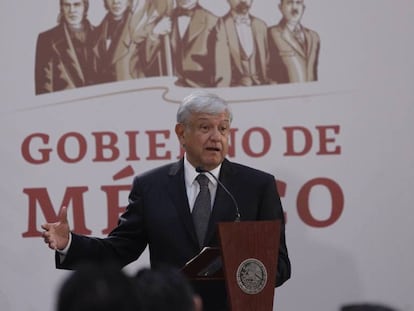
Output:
[42,91,291,311]
[35,0,95,94]
[215,0,270,87]
[268,0,320,83]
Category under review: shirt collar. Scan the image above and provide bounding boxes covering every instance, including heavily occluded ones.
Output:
[183,155,221,187]
[286,22,302,33]
[232,12,251,25]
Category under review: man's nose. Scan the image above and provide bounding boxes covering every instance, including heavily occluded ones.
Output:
[209,128,222,140]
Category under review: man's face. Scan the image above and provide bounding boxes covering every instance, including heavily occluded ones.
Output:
[62,0,85,26]
[176,0,198,10]
[175,112,231,171]
[105,0,129,18]
[227,0,253,15]
[279,0,305,24]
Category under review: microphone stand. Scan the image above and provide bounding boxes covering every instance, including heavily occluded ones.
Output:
[195,166,241,222]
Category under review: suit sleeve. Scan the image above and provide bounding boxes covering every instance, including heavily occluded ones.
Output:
[35,33,54,95]
[56,177,148,270]
[260,175,291,287]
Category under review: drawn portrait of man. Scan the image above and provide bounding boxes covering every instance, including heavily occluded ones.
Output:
[215,0,270,87]
[169,0,221,87]
[268,0,320,84]
[145,0,221,88]
[91,0,138,83]
[35,0,95,94]
[92,0,177,83]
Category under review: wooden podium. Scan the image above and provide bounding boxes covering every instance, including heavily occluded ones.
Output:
[182,220,281,311]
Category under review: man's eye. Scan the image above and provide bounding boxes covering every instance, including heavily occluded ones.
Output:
[220,125,229,133]
[200,125,210,132]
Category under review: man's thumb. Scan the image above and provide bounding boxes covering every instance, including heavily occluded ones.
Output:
[59,205,68,223]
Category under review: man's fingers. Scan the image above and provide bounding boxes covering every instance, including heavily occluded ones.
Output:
[58,205,68,223]
[41,223,50,231]
[48,241,57,250]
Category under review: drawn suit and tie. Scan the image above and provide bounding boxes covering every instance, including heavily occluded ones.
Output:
[92,0,172,83]
[168,2,220,88]
[35,0,95,94]
[215,0,270,87]
[268,0,320,83]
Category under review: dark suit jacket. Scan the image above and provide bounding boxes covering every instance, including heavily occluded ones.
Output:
[35,22,95,94]
[57,158,291,310]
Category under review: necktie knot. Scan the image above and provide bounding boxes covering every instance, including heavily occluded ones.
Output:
[196,174,209,188]
[293,26,305,44]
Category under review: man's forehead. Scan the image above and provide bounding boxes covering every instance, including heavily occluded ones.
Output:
[192,112,230,122]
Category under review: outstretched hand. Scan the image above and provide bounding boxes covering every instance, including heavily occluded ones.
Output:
[41,206,70,251]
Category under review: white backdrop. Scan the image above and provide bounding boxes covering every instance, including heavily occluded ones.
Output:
[1,1,414,311]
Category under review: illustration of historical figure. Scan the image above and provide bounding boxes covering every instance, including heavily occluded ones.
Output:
[215,0,270,87]
[268,0,320,83]
[35,0,95,94]
[91,0,164,83]
[146,0,221,88]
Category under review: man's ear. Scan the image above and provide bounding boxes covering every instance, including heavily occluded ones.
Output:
[175,123,185,146]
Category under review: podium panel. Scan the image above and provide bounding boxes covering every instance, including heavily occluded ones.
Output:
[218,221,280,311]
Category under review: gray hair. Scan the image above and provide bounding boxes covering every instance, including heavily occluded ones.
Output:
[176,91,233,124]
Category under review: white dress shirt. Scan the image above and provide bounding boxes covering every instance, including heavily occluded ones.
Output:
[233,13,254,58]
[184,155,220,212]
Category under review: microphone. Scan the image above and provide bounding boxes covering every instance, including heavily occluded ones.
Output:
[195,166,241,222]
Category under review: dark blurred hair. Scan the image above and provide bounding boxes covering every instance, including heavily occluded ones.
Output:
[341,303,398,311]
[134,267,196,311]
[57,263,139,311]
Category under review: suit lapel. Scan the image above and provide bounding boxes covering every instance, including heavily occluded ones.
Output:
[205,159,239,245]
[111,12,133,64]
[185,9,206,46]
[303,28,313,58]
[54,24,85,86]
[167,160,199,246]
[167,159,241,247]
[92,19,109,61]
[281,24,306,58]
